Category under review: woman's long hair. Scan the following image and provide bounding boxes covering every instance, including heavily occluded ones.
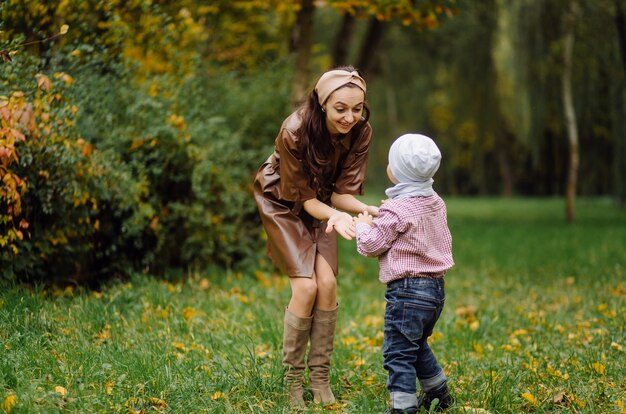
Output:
[296,66,370,190]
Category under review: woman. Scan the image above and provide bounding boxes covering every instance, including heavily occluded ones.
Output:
[253,66,379,407]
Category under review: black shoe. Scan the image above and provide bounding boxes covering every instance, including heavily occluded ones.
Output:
[384,408,418,414]
[417,386,454,412]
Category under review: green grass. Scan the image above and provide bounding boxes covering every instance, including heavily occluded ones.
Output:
[1,198,625,413]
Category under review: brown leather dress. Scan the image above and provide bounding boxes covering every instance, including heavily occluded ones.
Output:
[253,111,372,278]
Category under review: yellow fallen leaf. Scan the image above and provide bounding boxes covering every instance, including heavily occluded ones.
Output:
[2,394,16,413]
[592,362,606,374]
[455,305,477,317]
[149,397,166,408]
[341,336,358,346]
[211,391,224,400]
[472,343,484,355]
[182,307,201,321]
[611,342,623,352]
[460,406,492,414]
[54,386,67,396]
[521,392,538,405]
[105,381,114,395]
[552,391,568,405]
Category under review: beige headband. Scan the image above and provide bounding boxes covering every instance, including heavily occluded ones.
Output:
[314,70,367,106]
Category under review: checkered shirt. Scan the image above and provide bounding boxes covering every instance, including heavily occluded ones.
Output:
[355,192,454,284]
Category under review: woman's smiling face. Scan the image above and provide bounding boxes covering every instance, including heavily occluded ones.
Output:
[322,86,365,137]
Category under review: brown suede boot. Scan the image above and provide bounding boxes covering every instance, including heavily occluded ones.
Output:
[283,309,312,408]
[307,305,338,404]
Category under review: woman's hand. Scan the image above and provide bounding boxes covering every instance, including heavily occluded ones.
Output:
[326,211,356,240]
[365,205,380,217]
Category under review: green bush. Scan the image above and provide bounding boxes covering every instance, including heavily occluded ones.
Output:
[0,67,150,282]
[1,51,291,283]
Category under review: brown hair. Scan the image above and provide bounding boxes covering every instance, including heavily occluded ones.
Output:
[296,66,370,191]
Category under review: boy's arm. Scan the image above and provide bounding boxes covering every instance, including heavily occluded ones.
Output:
[354,210,398,257]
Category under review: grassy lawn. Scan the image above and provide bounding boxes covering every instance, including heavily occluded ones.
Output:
[1,198,625,413]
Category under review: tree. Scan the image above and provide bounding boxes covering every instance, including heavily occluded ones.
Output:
[290,0,315,107]
[561,0,579,223]
[614,0,626,206]
[287,0,457,104]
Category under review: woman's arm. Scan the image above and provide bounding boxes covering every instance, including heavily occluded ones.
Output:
[331,193,379,216]
[303,198,356,240]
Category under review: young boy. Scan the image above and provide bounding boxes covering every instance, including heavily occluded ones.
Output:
[354,134,454,413]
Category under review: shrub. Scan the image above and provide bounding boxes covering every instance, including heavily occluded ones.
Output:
[1,51,291,283]
[0,72,150,282]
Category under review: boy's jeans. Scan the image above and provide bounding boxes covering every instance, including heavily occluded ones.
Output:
[383,277,447,408]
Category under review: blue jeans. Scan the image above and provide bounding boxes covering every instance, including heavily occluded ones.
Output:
[383,277,447,400]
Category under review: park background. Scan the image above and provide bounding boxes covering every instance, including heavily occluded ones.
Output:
[1,1,625,413]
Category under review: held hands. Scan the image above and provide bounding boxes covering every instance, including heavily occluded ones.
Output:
[326,211,356,240]
[365,204,380,217]
[325,204,379,240]
[354,210,374,226]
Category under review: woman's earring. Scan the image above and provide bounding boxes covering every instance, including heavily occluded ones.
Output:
[321,107,326,112]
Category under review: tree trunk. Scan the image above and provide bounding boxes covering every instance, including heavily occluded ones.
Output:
[562,1,579,223]
[332,13,356,67]
[614,0,626,206]
[615,0,626,75]
[290,0,315,108]
[496,141,514,197]
[356,16,387,76]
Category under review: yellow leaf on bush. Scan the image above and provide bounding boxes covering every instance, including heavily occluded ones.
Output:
[2,394,16,413]
[36,74,52,92]
[60,24,69,35]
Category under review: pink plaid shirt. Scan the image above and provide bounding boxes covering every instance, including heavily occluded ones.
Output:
[355,192,454,284]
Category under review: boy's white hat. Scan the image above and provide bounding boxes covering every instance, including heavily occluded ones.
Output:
[389,133,441,183]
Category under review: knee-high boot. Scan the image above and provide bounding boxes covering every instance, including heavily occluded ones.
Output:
[307,305,338,404]
[283,309,312,408]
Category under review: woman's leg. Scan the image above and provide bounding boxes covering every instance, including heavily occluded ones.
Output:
[313,253,337,310]
[283,276,317,407]
[308,254,339,403]
[287,276,318,317]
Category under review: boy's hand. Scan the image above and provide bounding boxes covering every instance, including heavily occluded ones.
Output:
[354,210,373,226]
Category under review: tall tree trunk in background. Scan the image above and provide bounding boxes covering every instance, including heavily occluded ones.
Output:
[496,134,514,197]
[290,0,315,108]
[356,16,386,76]
[616,0,626,72]
[614,0,626,206]
[332,13,356,67]
[562,0,579,223]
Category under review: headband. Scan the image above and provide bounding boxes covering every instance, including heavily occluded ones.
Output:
[314,70,367,106]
